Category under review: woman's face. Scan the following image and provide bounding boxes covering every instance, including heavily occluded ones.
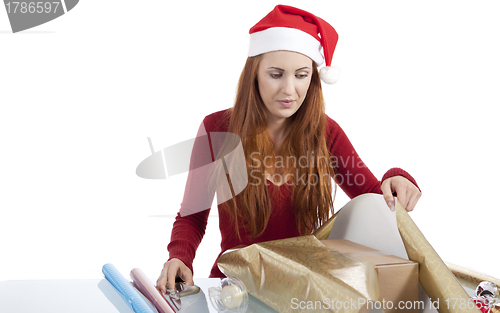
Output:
[257,51,313,125]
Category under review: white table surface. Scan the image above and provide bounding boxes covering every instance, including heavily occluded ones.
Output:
[0,277,276,313]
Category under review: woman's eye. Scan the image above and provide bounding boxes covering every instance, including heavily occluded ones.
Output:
[268,73,308,79]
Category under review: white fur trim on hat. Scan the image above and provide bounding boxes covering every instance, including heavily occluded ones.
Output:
[248,27,324,66]
[319,65,341,84]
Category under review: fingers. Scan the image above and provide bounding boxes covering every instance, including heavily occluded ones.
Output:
[179,267,194,286]
[156,264,169,294]
[392,177,421,212]
[393,183,408,210]
[381,176,421,212]
[156,258,194,294]
[405,191,421,212]
[380,180,395,211]
[166,263,178,292]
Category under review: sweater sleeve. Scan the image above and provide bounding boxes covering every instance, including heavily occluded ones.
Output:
[167,210,210,274]
[167,112,226,274]
[325,116,419,199]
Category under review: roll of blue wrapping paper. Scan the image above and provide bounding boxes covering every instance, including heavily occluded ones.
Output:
[102,263,157,313]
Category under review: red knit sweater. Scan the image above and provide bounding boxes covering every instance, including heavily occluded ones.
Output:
[167,109,419,278]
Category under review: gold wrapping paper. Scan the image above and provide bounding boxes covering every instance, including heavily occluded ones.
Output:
[313,211,338,241]
[218,235,380,313]
[446,262,500,292]
[395,202,481,313]
[446,263,500,313]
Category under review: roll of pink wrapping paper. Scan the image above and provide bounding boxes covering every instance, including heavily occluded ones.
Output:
[130,268,176,313]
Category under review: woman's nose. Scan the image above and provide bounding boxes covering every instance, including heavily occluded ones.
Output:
[281,75,295,95]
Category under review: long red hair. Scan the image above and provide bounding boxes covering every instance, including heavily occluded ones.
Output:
[222,54,335,240]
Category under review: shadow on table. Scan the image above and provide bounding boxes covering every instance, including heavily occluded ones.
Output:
[98,279,136,313]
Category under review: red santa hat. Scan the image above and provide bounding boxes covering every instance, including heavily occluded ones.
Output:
[248,5,341,84]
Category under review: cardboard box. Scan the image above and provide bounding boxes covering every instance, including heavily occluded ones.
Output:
[218,235,382,313]
[321,239,419,313]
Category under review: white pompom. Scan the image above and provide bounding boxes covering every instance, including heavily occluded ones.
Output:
[319,65,341,84]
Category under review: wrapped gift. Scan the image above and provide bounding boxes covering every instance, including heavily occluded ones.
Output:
[218,235,380,313]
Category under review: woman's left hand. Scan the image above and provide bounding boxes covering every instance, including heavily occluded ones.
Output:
[381,176,421,212]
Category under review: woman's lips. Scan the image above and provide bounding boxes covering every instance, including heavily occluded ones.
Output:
[279,99,295,108]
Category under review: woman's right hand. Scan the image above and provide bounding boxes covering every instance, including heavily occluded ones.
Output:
[156,258,194,294]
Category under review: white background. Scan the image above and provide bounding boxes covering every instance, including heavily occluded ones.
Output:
[1,0,499,284]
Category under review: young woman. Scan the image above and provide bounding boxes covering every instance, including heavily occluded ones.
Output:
[156,5,421,293]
